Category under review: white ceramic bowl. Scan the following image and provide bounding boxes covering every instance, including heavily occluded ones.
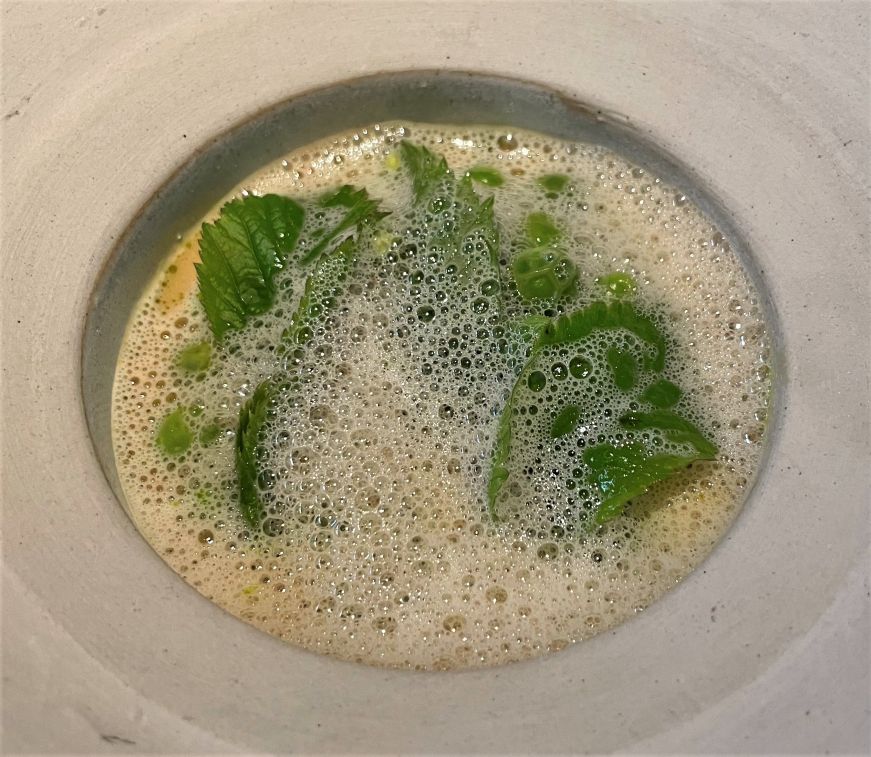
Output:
[3,4,868,753]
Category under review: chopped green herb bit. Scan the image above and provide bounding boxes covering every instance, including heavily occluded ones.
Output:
[537,173,570,193]
[466,166,504,187]
[526,212,561,246]
[597,272,638,297]
[156,408,193,456]
[199,422,223,446]
[551,405,582,438]
[177,341,212,372]
[640,379,682,408]
[196,194,305,340]
[583,443,703,523]
[606,348,638,391]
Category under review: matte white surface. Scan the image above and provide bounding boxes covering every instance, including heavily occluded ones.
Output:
[2,2,868,753]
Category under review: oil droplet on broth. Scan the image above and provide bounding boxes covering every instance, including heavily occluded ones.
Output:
[111,121,771,670]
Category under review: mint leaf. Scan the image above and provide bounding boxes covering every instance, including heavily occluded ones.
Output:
[235,380,274,529]
[583,443,702,523]
[640,379,682,408]
[196,194,304,340]
[156,408,193,456]
[488,297,716,524]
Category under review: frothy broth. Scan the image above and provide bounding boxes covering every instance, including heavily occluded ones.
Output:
[112,122,770,669]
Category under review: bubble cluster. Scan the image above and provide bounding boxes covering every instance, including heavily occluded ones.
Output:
[112,122,771,670]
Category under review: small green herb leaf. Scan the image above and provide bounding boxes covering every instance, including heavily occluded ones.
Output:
[466,166,504,187]
[400,141,451,203]
[156,408,193,456]
[177,341,212,372]
[597,272,637,297]
[196,194,305,340]
[551,405,582,438]
[640,379,682,408]
[235,381,274,529]
[584,443,702,523]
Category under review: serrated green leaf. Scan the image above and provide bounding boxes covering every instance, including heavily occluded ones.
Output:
[583,443,702,523]
[536,300,667,371]
[299,185,389,266]
[619,410,718,458]
[235,381,274,529]
[195,194,304,340]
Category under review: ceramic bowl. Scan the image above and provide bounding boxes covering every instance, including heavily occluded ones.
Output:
[3,4,867,752]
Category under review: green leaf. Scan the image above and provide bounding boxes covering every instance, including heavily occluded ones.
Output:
[466,166,504,187]
[235,380,274,529]
[619,410,718,458]
[196,194,305,340]
[282,237,356,346]
[399,141,451,203]
[177,341,212,372]
[551,404,582,438]
[583,443,702,523]
[597,272,637,297]
[536,300,667,371]
[606,347,638,391]
[299,185,388,266]
[640,379,682,408]
[537,174,570,193]
[156,408,193,456]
